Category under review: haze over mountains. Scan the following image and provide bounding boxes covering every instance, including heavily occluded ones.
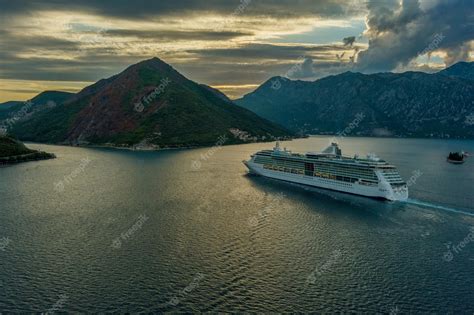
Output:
[1,58,291,147]
[236,62,474,139]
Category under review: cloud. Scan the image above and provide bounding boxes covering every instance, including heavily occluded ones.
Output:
[356,0,474,72]
[104,29,253,41]
[0,0,364,20]
[342,36,356,46]
[288,57,316,79]
[187,43,355,60]
[0,0,471,102]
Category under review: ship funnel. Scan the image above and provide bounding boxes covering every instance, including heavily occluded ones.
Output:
[273,141,281,152]
[321,143,342,156]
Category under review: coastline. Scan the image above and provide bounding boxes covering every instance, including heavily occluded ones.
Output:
[24,136,297,152]
[0,151,56,166]
[22,134,474,154]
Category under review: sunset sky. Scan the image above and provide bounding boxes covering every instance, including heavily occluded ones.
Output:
[0,0,472,102]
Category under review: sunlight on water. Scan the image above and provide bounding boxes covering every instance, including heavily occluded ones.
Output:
[0,136,473,312]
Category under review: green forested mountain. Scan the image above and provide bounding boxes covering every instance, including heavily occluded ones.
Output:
[10,58,292,147]
[235,62,474,139]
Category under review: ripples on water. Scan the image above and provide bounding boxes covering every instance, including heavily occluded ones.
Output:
[0,137,473,312]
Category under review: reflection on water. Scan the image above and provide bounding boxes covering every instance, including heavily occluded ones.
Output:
[0,136,473,312]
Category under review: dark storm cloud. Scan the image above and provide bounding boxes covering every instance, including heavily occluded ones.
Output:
[0,0,363,19]
[342,36,356,46]
[175,59,348,86]
[104,29,253,41]
[0,34,358,82]
[187,43,350,60]
[356,0,474,72]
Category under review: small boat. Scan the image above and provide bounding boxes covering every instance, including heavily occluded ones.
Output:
[447,152,465,164]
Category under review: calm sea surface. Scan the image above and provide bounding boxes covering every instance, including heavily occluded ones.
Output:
[1,136,473,313]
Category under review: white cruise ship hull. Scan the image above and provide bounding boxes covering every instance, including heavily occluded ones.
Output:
[244,160,408,201]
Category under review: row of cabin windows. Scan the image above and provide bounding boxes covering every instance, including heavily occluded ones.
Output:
[256,159,378,180]
[265,155,384,174]
[271,157,377,172]
[261,165,376,180]
[263,164,305,174]
[260,158,372,174]
[262,164,359,183]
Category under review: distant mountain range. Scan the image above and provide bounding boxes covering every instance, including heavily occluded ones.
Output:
[2,59,474,145]
[1,58,291,147]
[0,91,73,122]
[235,62,474,139]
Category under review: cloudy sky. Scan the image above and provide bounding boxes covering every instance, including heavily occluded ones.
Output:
[0,0,472,102]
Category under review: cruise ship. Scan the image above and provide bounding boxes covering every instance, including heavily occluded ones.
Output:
[243,142,408,201]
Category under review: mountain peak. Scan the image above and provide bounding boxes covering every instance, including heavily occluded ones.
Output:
[10,57,291,146]
[235,66,474,139]
[133,56,172,70]
[439,61,474,80]
[143,56,166,64]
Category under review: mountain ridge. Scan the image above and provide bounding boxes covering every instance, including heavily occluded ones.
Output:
[235,61,474,139]
[9,57,292,147]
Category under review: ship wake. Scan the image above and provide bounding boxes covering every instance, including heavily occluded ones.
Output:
[403,198,474,217]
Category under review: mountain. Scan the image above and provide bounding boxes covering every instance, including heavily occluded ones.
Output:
[199,84,233,103]
[10,57,291,147]
[235,62,474,139]
[0,101,23,110]
[439,61,474,81]
[30,91,75,106]
[0,91,74,123]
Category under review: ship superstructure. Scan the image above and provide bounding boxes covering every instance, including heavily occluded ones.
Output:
[243,142,408,201]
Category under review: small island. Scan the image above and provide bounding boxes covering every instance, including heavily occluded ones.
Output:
[0,135,55,165]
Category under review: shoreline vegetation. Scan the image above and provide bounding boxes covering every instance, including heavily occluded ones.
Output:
[53,135,296,151]
[18,133,474,155]
[0,135,55,166]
